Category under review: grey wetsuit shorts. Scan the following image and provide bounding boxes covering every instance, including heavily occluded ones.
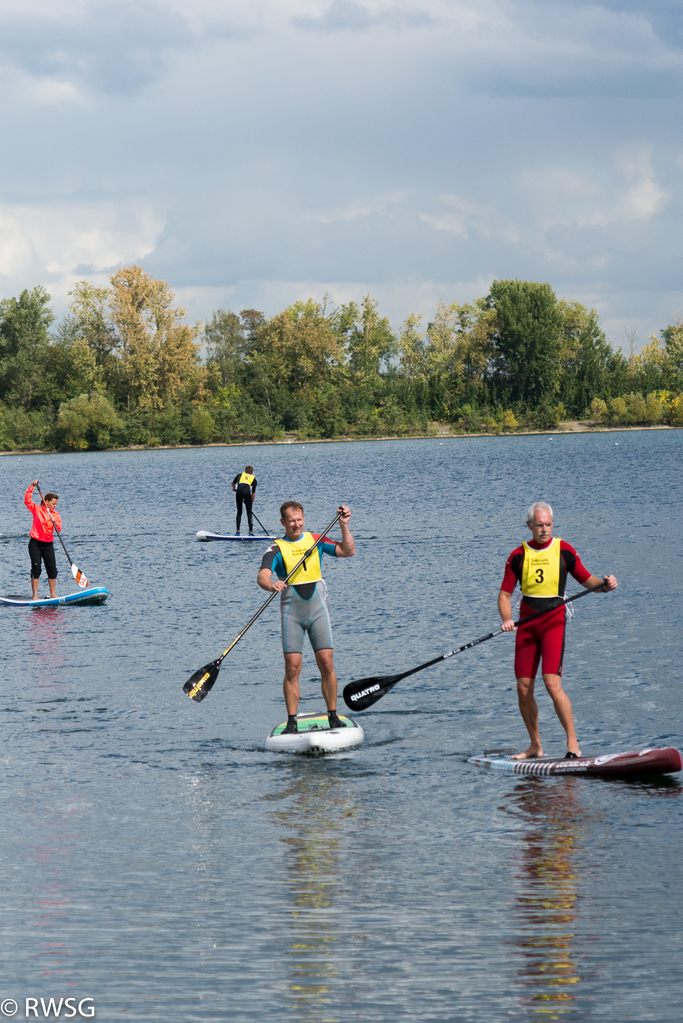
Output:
[280,580,333,654]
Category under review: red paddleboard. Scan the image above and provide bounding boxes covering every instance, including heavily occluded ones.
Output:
[468,746,682,778]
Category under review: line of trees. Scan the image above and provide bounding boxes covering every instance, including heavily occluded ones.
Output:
[1,267,682,451]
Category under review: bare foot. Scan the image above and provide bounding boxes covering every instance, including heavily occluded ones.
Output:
[512,746,543,760]
[565,747,582,758]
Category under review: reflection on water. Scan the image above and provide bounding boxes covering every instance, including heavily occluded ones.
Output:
[268,763,358,1023]
[503,779,595,1022]
[19,608,69,691]
[27,799,80,983]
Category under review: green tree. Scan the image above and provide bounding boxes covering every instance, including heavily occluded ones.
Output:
[56,392,123,450]
[588,397,608,421]
[337,295,396,379]
[240,309,267,347]
[0,287,54,409]
[51,282,119,401]
[51,319,104,398]
[630,326,683,393]
[191,406,215,444]
[556,300,625,414]
[251,300,345,397]
[205,310,246,386]
[398,313,426,380]
[426,299,496,391]
[488,279,563,406]
[68,281,116,365]
[660,321,683,376]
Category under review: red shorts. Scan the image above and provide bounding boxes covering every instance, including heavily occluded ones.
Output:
[514,603,566,679]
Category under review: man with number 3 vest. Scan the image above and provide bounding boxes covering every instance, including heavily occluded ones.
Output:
[498,502,617,761]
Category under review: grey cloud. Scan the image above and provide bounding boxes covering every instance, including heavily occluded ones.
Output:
[472,66,681,100]
[467,2,683,99]
[0,0,195,94]
[292,1,433,34]
[545,0,683,48]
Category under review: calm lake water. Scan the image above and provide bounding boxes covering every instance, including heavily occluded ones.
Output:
[1,430,682,1023]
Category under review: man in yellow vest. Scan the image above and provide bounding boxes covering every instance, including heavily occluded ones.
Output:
[231,465,257,535]
[257,502,355,733]
[498,502,617,760]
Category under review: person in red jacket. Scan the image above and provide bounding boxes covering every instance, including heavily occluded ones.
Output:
[25,481,62,599]
[498,502,617,761]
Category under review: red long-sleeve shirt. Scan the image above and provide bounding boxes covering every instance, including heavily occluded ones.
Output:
[24,485,61,542]
[501,538,591,612]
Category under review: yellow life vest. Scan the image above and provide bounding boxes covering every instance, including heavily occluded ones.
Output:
[238,472,255,486]
[521,538,562,598]
[274,532,322,585]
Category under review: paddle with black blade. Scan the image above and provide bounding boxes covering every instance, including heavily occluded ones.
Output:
[343,582,610,711]
[35,483,89,588]
[184,509,343,702]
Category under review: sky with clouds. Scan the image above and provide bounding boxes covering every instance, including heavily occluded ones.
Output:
[1,0,681,349]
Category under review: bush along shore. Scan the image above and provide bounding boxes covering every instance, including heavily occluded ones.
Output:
[2,268,682,453]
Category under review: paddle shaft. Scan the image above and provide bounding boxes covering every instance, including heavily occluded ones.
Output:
[202,511,341,671]
[251,510,272,537]
[389,582,607,685]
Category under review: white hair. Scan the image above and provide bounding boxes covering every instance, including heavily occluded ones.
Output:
[527,501,554,523]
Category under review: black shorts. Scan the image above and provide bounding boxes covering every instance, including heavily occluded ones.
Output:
[29,538,57,579]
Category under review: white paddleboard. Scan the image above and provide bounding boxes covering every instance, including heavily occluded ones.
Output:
[265,711,364,753]
[196,531,276,542]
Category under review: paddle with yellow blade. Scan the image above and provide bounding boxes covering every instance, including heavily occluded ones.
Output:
[183,509,343,702]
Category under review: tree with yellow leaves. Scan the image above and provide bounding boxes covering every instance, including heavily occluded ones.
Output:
[107,266,202,409]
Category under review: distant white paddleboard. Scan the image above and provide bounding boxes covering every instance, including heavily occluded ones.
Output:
[196,531,276,542]
[266,711,364,753]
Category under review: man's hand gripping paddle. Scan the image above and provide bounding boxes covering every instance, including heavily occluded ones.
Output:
[183,510,343,702]
[343,582,610,711]
[36,483,89,588]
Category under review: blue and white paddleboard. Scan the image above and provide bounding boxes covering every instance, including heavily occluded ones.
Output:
[0,587,109,608]
[196,531,276,542]
[266,711,364,753]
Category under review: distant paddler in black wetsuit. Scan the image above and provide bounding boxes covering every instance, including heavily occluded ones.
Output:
[257,502,355,734]
[231,465,257,535]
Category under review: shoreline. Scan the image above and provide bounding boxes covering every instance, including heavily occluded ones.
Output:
[0,422,676,457]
